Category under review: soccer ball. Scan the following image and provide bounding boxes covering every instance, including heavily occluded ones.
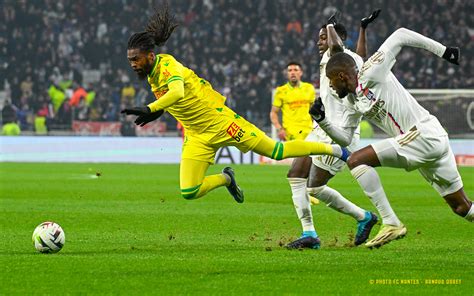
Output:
[32,222,65,253]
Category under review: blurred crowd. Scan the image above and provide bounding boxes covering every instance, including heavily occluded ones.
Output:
[1,0,473,133]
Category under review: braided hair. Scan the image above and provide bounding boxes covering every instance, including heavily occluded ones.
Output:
[127,2,178,52]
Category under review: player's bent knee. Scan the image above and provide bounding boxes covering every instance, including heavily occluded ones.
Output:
[287,157,312,178]
[347,156,360,169]
[308,178,328,188]
[181,184,202,200]
[347,153,371,169]
[287,163,303,178]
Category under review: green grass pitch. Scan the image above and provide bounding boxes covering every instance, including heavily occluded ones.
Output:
[1,163,472,295]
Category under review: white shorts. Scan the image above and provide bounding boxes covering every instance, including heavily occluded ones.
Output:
[306,126,360,175]
[372,129,463,196]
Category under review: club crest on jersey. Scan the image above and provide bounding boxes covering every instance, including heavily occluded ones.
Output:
[162,69,171,80]
[227,122,246,142]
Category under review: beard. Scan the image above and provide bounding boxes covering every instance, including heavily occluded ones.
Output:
[136,70,148,80]
[135,62,154,80]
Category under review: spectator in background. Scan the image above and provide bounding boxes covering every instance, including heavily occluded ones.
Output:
[103,101,118,122]
[20,75,33,98]
[121,82,136,107]
[286,13,303,34]
[1,102,21,135]
[33,92,54,134]
[69,84,87,107]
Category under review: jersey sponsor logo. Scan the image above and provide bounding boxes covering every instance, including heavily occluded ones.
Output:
[361,87,404,134]
[288,100,311,109]
[226,122,246,142]
[154,88,168,99]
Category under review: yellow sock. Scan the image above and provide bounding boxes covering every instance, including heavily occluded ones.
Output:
[181,174,228,199]
[196,174,228,198]
[275,140,333,160]
[251,135,339,161]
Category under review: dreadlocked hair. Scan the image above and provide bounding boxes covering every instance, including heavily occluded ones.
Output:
[127,2,178,52]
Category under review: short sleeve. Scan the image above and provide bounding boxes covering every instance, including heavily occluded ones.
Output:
[306,84,316,103]
[273,87,283,108]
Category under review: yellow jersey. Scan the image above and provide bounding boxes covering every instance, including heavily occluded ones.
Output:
[147,54,230,134]
[273,82,315,136]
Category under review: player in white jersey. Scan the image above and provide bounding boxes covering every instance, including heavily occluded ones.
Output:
[311,27,472,248]
[286,11,381,249]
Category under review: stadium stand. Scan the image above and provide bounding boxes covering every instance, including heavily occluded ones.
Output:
[1,0,473,134]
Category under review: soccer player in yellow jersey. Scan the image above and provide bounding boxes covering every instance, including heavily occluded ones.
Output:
[121,5,350,204]
[270,62,321,205]
[270,62,314,141]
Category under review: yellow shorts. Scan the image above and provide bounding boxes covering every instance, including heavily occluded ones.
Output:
[182,113,266,164]
[285,126,312,141]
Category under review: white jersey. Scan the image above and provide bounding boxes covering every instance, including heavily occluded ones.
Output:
[342,49,447,137]
[320,48,364,129]
[307,48,364,172]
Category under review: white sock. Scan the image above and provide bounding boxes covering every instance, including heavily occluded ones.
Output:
[351,165,401,226]
[288,178,315,232]
[465,204,474,222]
[308,185,366,221]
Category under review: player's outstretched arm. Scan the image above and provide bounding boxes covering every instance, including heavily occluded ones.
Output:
[356,9,381,59]
[121,79,184,117]
[147,79,185,112]
[326,12,344,56]
[121,79,184,127]
[309,97,357,147]
[378,28,460,67]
